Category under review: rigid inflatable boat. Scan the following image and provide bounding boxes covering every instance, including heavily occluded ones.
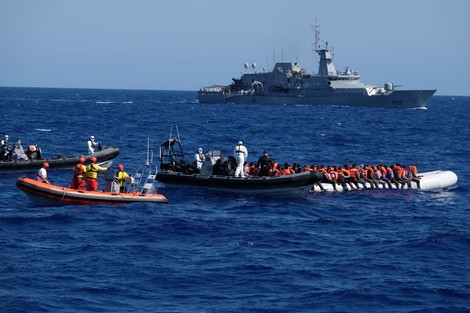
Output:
[310,170,458,192]
[155,137,323,196]
[1,144,119,173]
[17,154,168,206]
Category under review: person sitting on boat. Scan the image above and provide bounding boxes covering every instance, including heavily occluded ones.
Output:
[271,162,281,176]
[37,162,50,184]
[247,162,257,176]
[257,150,274,177]
[243,161,250,177]
[115,164,130,193]
[194,147,204,171]
[70,157,87,190]
[85,157,107,191]
[281,162,295,175]
[87,135,100,154]
[233,141,248,177]
[408,165,421,190]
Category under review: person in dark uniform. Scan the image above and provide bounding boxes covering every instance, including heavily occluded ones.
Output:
[256,150,273,176]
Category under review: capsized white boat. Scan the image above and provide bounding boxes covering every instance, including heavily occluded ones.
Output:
[310,170,458,192]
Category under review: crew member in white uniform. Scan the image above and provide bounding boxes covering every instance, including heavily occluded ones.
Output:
[233,141,248,177]
[194,147,204,170]
[87,135,97,154]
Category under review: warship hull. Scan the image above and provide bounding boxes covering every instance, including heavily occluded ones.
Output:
[198,89,436,108]
[198,23,436,109]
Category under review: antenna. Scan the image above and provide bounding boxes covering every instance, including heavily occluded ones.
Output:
[312,20,320,51]
[146,137,150,165]
[176,125,181,143]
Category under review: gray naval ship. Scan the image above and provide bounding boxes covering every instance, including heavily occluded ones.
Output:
[198,24,436,108]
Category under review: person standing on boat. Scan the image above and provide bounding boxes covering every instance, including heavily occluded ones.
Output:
[87,135,98,154]
[1,134,10,161]
[257,150,274,176]
[116,164,130,193]
[85,157,107,191]
[37,162,50,184]
[194,147,204,171]
[70,157,87,190]
[233,141,248,177]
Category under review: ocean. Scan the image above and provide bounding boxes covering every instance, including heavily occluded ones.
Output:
[0,87,469,312]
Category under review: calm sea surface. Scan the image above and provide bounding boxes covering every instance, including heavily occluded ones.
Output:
[0,87,469,312]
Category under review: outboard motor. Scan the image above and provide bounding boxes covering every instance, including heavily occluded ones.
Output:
[200,150,221,175]
[105,169,119,193]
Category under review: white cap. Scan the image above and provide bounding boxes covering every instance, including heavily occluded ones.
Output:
[238,141,243,145]
[4,135,8,139]
[198,147,203,152]
[90,135,95,139]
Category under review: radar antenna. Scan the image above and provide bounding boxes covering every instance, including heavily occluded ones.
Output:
[312,20,320,51]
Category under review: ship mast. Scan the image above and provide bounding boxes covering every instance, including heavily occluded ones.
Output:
[312,21,337,76]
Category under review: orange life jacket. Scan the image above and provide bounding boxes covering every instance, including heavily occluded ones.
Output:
[409,165,418,177]
[74,163,86,178]
[349,168,359,180]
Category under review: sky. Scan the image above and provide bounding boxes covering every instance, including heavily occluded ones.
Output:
[1,0,469,95]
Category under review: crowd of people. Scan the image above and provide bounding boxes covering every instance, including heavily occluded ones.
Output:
[192,141,421,190]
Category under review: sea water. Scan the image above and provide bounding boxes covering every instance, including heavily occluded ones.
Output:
[0,87,469,312]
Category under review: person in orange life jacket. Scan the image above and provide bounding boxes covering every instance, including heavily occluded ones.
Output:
[257,150,273,176]
[233,141,248,177]
[364,164,379,188]
[344,164,360,189]
[281,162,294,175]
[374,165,389,188]
[115,164,130,193]
[385,166,402,188]
[242,162,251,177]
[393,163,409,189]
[408,165,421,189]
[271,162,281,176]
[85,157,107,191]
[351,164,369,188]
[70,157,87,190]
[37,162,50,184]
[399,165,412,189]
[327,166,338,191]
[247,162,257,176]
[315,165,334,191]
[337,166,355,190]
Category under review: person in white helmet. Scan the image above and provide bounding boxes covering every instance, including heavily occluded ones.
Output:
[194,147,204,170]
[233,141,248,177]
[1,134,10,161]
[87,135,97,154]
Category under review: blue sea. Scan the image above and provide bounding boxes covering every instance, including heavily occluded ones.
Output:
[0,87,469,312]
